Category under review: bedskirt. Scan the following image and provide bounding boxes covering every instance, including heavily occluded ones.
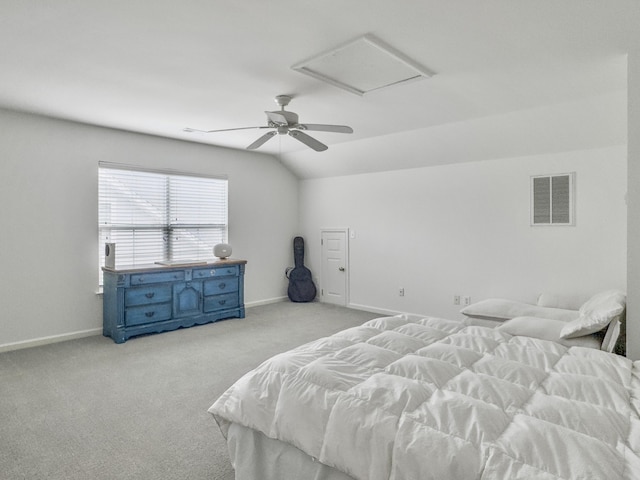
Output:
[227,423,355,480]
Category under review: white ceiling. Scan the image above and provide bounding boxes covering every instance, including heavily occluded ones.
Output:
[1,1,638,178]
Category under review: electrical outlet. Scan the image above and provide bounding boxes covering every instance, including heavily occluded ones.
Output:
[454,295,461,305]
[463,296,471,306]
[399,287,405,297]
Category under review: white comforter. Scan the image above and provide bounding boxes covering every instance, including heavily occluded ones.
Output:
[209,314,640,480]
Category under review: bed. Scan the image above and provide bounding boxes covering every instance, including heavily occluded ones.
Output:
[209,292,639,480]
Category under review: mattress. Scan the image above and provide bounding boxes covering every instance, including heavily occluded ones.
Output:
[209,314,640,479]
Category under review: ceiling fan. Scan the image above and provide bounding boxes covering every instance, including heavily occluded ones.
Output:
[184,95,353,152]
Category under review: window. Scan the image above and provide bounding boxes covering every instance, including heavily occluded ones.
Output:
[530,173,575,226]
[98,163,228,284]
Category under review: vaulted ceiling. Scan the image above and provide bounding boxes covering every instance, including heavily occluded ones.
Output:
[1,1,638,178]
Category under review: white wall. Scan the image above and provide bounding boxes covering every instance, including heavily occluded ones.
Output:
[0,104,630,353]
[628,51,640,360]
[0,108,298,348]
[282,92,626,180]
[300,146,627,321]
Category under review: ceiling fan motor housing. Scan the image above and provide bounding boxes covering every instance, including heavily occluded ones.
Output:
[269,110,299,126]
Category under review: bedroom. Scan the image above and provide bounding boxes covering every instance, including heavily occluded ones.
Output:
[0,1,639,478]
[0,0,637,356]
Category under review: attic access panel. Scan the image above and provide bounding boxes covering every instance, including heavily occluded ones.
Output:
[292,35,435,96]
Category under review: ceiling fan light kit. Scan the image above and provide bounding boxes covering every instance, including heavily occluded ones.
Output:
[184,94,353,152]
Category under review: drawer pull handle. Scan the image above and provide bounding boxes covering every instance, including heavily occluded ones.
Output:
[219,282,226,290]
[145,292,155,299]
[219,300,226,305]
[145,311,155,318]
[138,277,144,282]
[210,270,216,276]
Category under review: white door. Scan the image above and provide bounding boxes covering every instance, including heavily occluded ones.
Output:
[321,230,348,306]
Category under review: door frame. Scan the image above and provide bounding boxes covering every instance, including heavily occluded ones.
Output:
[320,228,350,306]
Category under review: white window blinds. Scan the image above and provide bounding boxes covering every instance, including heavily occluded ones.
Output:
[98,164,228,284]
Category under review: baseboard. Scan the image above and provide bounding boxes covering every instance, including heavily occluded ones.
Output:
[347,303,402,316]
[0,298,369,354]
[245,296,288,308]
[0,328,103,354]
[0,299,288,353]
[347,304,441,319]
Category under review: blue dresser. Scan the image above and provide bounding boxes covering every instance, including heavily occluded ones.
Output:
[102,260,246,343]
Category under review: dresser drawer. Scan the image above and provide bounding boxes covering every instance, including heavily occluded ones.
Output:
[204,293,239,313]
[203,277,239,296]
[193,265,239,279]
[130,270,184,285]
[125,285,172,307]
[125,303,172,326]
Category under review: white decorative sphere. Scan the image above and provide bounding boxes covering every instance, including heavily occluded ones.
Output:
[213,243,232,259]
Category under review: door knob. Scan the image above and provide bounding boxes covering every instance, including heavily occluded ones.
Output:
[338,267,345,272]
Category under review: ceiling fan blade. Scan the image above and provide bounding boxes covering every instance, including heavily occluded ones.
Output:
[297,124,353,134]
[246,131,277,150]
[265,111,289,125]
[184,126,270,133]
[288,130,328,152]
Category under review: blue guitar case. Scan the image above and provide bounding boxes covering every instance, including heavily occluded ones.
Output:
[286,236,317,302]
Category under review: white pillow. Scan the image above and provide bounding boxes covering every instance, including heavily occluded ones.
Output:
[460,298,579,322]
[560,290,626,339]
[497,316,602,349]
[536,293,588,311]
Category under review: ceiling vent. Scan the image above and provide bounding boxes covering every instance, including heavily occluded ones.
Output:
[292,34,435,96]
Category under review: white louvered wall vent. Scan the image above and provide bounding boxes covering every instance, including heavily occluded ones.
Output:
[530,173,575,226]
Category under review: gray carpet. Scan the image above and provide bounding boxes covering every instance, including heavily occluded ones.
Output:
[0,302,380,480]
